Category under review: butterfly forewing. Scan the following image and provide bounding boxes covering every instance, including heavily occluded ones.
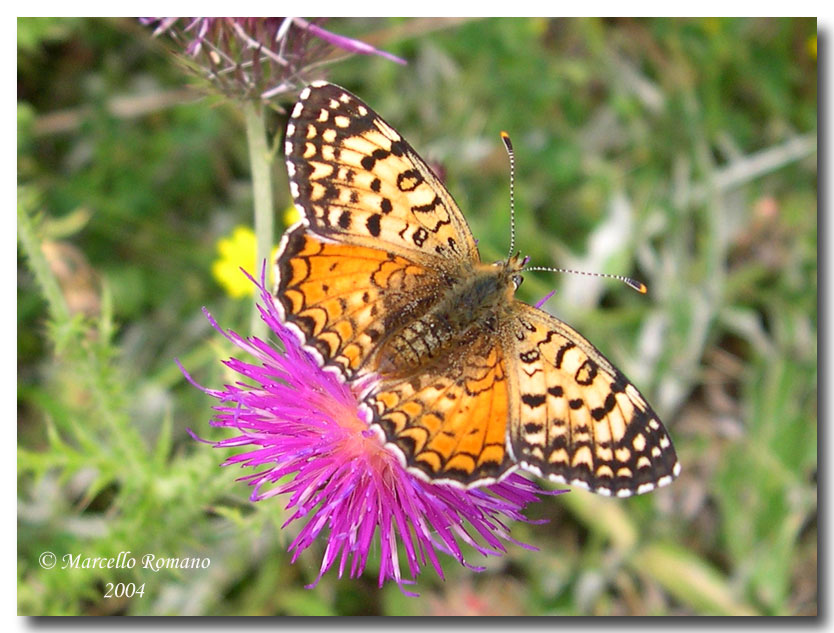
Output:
[275,224,445,381]
[506,304,680,496]
[284,82,478,267]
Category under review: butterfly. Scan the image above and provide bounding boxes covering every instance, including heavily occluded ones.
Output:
[275,81,680,497]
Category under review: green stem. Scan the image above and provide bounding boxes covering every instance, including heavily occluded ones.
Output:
[18,187,143,474]
[243,100,275,339]
[633,543,760,615]
[17,187,71,324]
[559,488,759,614]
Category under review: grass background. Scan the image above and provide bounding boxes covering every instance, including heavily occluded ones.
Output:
[17,17,817,615]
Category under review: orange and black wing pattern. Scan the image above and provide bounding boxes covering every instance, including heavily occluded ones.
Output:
[505,303,680,497]
[362,335,514,486]
[283,81,478,267]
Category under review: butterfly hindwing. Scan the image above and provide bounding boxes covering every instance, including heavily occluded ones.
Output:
[363,334,514,486]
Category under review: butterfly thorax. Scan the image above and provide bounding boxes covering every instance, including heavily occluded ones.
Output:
[376,256,524,376]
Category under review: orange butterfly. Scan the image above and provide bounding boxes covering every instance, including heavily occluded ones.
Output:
[275,82,680,496]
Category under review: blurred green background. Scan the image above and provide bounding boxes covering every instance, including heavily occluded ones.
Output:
[17,17,817,615]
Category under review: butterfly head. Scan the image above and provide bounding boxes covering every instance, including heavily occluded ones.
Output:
[494,252,528,291]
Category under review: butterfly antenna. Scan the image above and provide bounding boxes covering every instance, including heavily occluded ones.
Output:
[500,132,646,294]
[501,131,517,259]
[523,265,649,294]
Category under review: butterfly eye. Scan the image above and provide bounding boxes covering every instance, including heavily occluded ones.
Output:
[513,274,524,289]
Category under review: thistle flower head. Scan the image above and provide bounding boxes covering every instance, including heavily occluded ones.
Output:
[141,18,405,102]
[184,270,556,595]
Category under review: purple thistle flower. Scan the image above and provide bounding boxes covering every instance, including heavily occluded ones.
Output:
[141,18,405,101]
[183,269,558,595]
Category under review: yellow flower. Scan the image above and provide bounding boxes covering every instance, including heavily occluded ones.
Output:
[212,226,263,298]
[283,204,301,227]
[213,208,297,297]
[807,35,816,61]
